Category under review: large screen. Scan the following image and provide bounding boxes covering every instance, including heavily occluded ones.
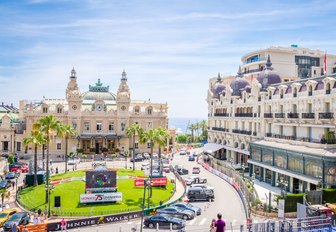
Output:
[85,170,117,189]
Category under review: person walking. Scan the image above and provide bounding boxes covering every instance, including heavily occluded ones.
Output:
[215,213,226,232]
[11,223,17,232]
[61,218,67,231]
[210,219,216,232]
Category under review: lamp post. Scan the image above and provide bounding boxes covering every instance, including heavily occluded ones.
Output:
[277,176,288,199]
[140,179,150,232]
[44,184,55,218]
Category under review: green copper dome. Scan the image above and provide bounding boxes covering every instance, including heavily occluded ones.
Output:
[82,79,116,101]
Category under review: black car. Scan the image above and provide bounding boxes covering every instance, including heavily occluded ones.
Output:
[130,156,144,162]
[5,172,18,180]
[144,214,185,230]
[156,207,195,220]
[0,180,11,189]
[187,187,215,202]
[3,212,28,231]
[177,168,189,175]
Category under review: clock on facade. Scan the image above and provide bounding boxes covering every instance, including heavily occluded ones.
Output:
[121,105,126,111]
[96,104,103,111]
[72,105,77,110]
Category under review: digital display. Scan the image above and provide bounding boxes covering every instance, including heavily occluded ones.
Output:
[85,170,117,189]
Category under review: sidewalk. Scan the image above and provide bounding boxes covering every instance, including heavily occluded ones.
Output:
[253,178,281,208]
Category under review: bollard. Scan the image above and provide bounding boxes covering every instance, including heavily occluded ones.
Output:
[170,223,172,231]
[156,222,159,231]
[240,224,244,232]
[120,225,122,232]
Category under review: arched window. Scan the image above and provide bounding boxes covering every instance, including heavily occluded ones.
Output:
[308,85,313,96]
[293,87,298,98]
[326,83,331,94]
[280,89,284,99]
[147,107,153,115]
[134,106,140,114]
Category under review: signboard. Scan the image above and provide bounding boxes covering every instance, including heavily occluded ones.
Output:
[80,192,122,203]
[85,170,117,190]
[134,178,168,187]
[48,211,141,231]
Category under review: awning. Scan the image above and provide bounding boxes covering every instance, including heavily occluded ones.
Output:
[78,134,128,139]
[202,143,225,153]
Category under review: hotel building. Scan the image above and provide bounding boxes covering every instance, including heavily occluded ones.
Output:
[207,46,336,193]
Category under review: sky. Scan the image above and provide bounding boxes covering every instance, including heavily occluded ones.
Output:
[1,0,336,118]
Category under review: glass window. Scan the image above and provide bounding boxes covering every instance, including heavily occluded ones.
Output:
[305,162,322,178]
[109,122,114,131]
[43,107,48,113]
[84,122,89,131]
[96,123,102,131]
[147,108,152,115]
[134,106,140,114]
[16,142,21,152]
[57,143,61,150]
[252,151,261,161]
[121,122,126,131]
[147,142,151,149]
[275,155,286,168]
[57,107,62,113]
[288,159,303,173]
[147,122,153,130]
[72,122,77,129]
[263,153,273,164]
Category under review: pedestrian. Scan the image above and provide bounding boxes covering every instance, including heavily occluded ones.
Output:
[50,159,53,166]
[33,215,38,225]
[56,167,58,174]
[210,219,216,232]
[25,213,30,224]
[11,223,17,232]
[12,181,15,190]
[215,213,226,232]
[23,226,29,232]
[61,218,67,231]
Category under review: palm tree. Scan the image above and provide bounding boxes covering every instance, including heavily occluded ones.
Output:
[0,189,7,211]
[199,120,208,141]
[125,123,141,171]
[60,124,77,173]
[23,128,46,186]
[156,128,169,159]
[38,115,62,203]
[138,128,161,198]
[188,123,197,143]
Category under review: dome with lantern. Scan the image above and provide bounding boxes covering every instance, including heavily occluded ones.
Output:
[230,66,250,96]
[211,73,226,97]
[257,55,281,91]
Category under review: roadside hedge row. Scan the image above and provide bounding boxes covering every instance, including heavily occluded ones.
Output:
[323,188,336,203]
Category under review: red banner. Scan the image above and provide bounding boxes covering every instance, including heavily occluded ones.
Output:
[134,178,168,187]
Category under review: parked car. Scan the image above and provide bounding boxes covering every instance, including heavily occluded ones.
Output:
[188,154,195,161]
[141,163,150,170]
[190,183,214,191]
[187,187,214,202]
[184,176,207,185]
[5,172,19,180]
[156,207,195,220]
[9,163,28,173]
[177,168,189,175]
[171,202,202,216]
[179,149,187,155]
[130,156,144,162]
[162,164,170,173]
[0,209,18,226]
[144,214,185,230]
[3,212,28,231]
[0,180,11,190]
[192,166,200,174]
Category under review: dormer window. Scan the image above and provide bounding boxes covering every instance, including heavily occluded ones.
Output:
[326,83,331,94]
[308,85,313,96]
[57,107,62,114]
[293,88,297,98]
[147,107,152,115]
[43,107,48,113]
[280,90,284,99]
[134,106,140,114]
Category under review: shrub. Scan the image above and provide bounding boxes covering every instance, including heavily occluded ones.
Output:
[323,188,336,203]
[82,154,87,159]
[77,148,84,153]
[7,154,14,164]
[275,193,305,212]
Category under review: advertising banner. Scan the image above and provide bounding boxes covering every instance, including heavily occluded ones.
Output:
[134,178,168,187]
[80,192,122,203]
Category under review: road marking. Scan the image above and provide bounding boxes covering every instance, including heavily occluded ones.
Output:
[199,218,207,225]
[127,221,133,224]
[188,218,197,225]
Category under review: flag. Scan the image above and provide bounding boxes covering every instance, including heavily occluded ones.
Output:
[324,52,327,75]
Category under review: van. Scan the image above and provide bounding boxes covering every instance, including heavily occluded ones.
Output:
[187,187,214,202]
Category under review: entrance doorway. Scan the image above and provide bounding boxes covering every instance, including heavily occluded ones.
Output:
[293,178,300,193]
[95,143,100,154]
[3,141,9,151]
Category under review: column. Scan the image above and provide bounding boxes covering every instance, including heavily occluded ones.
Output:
[271,171,276,186]
[289,176,293,193]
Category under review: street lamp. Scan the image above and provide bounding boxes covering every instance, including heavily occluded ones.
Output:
[44,184,55,218]
[277,176,288,199]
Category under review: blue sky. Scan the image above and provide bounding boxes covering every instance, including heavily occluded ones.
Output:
[1,0,336,118]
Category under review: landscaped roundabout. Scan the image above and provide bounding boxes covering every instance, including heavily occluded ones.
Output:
[18,168,174,217]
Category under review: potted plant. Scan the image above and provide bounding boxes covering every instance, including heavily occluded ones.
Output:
[77,148,84,155]
[89,148,95,155]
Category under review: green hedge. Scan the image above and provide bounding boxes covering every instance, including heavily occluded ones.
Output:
[323,188,336,203]
[275,193,305,212]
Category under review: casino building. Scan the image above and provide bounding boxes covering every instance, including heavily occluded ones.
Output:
[1,69,173,159]
[207,46,336,193]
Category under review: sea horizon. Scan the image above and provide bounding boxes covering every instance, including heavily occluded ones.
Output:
[168,117,207,134]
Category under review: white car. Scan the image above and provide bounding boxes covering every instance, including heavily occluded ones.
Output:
[179,149,187,155]
[184,176,207,185]
[67,158,79,165]
[141,162,150,170]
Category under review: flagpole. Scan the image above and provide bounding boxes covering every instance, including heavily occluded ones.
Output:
[324,51,327,77]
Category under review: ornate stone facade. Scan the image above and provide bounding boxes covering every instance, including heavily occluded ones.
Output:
[1,69,173,159]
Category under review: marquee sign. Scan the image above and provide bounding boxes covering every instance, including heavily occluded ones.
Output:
[80,192,122,203]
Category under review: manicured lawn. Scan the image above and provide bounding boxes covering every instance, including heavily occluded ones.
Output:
[18,169,174,216]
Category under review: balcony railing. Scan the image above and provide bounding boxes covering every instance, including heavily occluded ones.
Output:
[214,113,229,117]
[232,129,252,135]
[319,112,334,119]
[302,113,315,119]
[287,113,299,118]
[275,113,285,118]
[258,97,261,102]
[293,93,297,98]
[266,133,335,144]
[264,113,273,118]
[253,131,257,136]
[234,113,253,117]
[211,127,228,132]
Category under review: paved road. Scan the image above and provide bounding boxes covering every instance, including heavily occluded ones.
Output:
[64,151,246,232]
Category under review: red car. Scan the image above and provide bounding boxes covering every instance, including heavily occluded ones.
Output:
[9,163,29,173]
